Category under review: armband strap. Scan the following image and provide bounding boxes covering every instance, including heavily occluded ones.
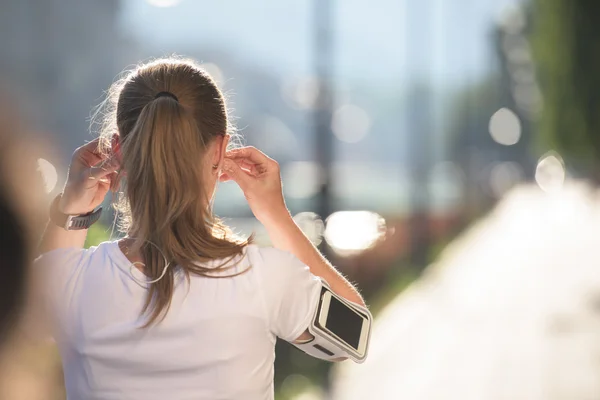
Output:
[289,280,372,364]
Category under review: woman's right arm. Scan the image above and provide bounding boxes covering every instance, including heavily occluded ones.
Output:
[38,138,119,255]
[222,147,364,307]
[261,215,364,307]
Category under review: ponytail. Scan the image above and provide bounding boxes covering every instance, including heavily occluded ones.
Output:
[109,63,250,327]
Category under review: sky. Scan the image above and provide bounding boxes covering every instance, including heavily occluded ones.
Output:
[114,0,525,212]
[118,0,522,87]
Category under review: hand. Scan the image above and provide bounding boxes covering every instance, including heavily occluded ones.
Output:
[221,147,290,225]
[59,138,120,215]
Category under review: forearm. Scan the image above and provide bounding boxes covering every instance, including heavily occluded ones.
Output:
[263,213,365,307]
[37,194,88,255]
[37,221,87,255]
[35,138,118,256]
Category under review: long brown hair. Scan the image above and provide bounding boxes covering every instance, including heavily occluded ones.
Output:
[95,58,250,326]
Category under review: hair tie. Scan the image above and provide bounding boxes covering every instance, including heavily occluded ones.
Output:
[154,91,178,102]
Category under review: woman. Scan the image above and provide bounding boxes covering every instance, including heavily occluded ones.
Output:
[36,58,365,399]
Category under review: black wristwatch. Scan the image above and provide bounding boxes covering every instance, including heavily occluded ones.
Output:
[49,193,103,231]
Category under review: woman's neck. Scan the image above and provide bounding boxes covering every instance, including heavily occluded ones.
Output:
[118,237,145,271]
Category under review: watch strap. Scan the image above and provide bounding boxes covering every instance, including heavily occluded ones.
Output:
[49,194,103,231]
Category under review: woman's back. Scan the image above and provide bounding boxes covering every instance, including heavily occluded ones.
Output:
[37,242,321,400]
[34,57,366,399]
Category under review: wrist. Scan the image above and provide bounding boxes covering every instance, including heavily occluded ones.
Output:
[57,192,79,214]
[50,193,102,231]
[57,187,92,215]
[259,207,294,230]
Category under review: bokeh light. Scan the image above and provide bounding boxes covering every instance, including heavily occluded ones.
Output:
[535,152,565,193]
[331,105,371,143]
[280,76,320,110]
[282,162,322,199]
[293,212,324,246]
[254,115,297,158]
[512,83,543,115]
[292,387,325,400]
[146,0,182,7]
[503,36,532,65]
[489,107,521,146]
[324,211,386,255]
[36,158,58,193]
[497,3,526,34]
[281,374,311,399]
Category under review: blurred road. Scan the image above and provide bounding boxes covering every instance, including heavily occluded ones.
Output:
[332,183,600,400]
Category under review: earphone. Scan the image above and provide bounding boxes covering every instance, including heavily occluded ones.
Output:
[126,239,171,285]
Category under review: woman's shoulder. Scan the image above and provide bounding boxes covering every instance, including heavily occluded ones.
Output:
[243,244,299,267]
[243,245,313,279]
[33,241,114,270]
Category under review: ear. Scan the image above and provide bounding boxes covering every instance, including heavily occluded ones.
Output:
[214,134,230,171]
[111,133,122,161]
[111,133,126,178]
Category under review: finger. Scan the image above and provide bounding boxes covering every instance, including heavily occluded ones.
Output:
[223,158,260,177]
[237,160,260,176]
[226,147,271,165]
[78,137,102,154]
[222,159,253,190]
[97,179,112,194]
[75,138,105,167]
[77,138,104,161]
[219,172,232,182]
[88,157,120,180]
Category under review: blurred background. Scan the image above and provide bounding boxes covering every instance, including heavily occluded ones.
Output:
[2,0,600,399]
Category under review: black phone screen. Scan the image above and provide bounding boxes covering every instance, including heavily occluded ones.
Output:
[324,296,364,350]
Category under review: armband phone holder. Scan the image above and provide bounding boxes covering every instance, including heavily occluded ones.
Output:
[290,280,372,363]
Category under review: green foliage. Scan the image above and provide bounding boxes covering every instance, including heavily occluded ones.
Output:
[84,222,112,249]
[531,0,600,172]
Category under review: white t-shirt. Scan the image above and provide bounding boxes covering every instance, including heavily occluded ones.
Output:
[33,241,322,400]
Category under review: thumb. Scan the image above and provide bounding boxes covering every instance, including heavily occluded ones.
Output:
[223,159,252,190]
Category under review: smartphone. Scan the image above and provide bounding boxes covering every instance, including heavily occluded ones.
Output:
[317,290,370,357]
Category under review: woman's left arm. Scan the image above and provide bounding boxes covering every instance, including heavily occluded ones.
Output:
[38,138,119,254]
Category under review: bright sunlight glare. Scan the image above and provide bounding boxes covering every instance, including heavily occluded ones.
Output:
[146,0,182,8]
[535,152,565,193]
[331,105,371,144]
[293,212,324,246]
[324,211,386,255]
[37,158,58,193]
[489,107,521,146]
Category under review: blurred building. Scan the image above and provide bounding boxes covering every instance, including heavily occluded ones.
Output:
[0,0,127,158]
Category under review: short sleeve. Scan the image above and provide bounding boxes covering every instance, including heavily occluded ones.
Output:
[253,247,323,342]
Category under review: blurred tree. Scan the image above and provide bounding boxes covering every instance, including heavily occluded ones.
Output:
[532,0,600,177]
[447,76,502,219]
[84,223,111,249]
